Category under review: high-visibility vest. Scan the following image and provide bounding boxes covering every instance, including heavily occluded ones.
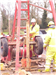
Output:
[43,28,56,52]
[30,23,40,38]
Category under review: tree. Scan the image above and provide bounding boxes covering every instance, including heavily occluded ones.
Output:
[1,3,14,33]
[1,7,8,31]
[41,3,48,28]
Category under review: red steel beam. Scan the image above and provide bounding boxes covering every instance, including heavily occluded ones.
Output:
[21,18,27,20]
[49,0,56,26]
[12,0,18,40]
[20,27,26,29]
[29,3,52,13]
[28,0,30,22]
[21,9,28,11]
[15,0,21,71]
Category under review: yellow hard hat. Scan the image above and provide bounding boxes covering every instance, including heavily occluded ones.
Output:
[47,21,54,26]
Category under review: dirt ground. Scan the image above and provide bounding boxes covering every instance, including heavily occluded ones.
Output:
[1,70,56,75]
[0,52,56,75]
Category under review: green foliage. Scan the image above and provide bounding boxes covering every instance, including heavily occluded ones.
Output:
[0,32,8,35]
[1,8,8,31]
[41,3,48,29]
[3,32,9,35]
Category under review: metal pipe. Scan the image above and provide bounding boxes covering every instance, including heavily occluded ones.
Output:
[49,0,56,26]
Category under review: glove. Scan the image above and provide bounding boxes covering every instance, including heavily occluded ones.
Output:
[44,47,46,51]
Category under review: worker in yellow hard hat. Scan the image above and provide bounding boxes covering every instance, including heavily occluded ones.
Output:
[30,18,40,56]
[46,21,55,33]
[43,21,56,72]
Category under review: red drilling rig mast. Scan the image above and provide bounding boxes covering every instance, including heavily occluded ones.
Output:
[4,0,56,72]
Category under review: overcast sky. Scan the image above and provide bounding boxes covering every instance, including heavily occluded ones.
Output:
[0,0,15,9]
[0,0,15,15]
[0,0,16,4]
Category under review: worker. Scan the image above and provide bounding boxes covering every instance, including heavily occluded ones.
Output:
[43,21,56,72]
[45,21,55,33]
[30,18,40,56]
[30,18,40,39]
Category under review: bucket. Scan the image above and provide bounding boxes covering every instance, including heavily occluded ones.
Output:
[0,63,4,70]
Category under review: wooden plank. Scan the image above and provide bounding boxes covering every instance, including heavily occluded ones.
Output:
[26,21,30,69]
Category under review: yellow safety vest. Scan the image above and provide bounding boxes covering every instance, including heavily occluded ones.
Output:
[43,28,56,52]
[30,23,40,38]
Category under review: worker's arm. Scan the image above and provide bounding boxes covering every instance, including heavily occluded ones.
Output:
[43,30,52,48]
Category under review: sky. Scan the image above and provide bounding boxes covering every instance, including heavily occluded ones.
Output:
[0,0,16,15]
[0,0,16,4]
[0,0,16,9]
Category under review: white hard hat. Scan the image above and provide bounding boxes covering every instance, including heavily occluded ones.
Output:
[31,18,36,23]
